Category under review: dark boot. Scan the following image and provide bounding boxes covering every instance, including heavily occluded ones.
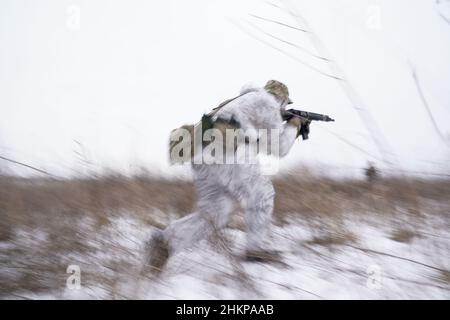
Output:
[147,230,170,274]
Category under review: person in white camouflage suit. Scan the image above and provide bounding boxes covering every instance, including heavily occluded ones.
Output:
[148,80,307,271]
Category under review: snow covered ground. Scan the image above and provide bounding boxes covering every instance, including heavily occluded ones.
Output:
[2,204,448,300]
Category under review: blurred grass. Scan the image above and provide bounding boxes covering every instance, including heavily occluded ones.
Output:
[1,171,450,234]
[0,170,449,297]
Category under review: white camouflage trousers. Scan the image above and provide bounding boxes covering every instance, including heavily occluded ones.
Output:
[162,162,275,255]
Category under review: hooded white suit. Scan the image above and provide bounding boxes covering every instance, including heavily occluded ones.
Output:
[162,86,299,255]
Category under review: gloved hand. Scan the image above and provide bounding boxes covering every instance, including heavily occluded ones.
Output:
[287,117,311,140]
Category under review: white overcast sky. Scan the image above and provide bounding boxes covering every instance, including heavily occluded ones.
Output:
[0,0,449,177]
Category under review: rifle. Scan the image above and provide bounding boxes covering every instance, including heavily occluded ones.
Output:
[282,108,335,140]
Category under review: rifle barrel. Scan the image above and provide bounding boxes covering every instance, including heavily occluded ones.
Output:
[285,109,335,122]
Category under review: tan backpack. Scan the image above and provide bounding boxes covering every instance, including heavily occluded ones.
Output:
[168,93,246,164]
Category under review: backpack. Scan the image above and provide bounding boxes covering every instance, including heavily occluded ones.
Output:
[168,93,246,164]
